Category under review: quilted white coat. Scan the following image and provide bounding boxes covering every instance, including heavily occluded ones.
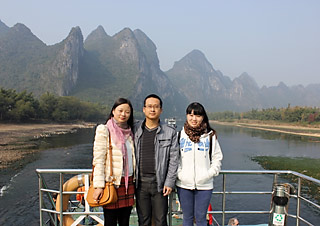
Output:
[92,124,135,188]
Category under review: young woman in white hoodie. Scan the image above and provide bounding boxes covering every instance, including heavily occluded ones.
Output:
[176,102,223,226]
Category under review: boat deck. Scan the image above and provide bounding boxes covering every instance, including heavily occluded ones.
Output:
[36,169,320,226]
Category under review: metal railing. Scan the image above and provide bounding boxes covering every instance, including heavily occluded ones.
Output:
[214,170,320,226]
[36,169,320,226]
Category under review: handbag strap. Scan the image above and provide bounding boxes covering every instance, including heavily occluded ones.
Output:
[108,133,114,178]
[91,131,114,182]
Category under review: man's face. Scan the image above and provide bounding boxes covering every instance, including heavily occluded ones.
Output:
[143,97,162,121]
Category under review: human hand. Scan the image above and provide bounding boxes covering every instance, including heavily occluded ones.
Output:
[163,186,172,196]
[93,188,103,202]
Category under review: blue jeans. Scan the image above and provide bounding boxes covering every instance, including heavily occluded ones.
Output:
[176,186,213,226]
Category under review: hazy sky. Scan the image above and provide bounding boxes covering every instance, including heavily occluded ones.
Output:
[1,0,319,87]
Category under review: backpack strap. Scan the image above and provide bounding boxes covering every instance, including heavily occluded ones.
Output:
[209,133,213,163]
[177,131,181,159]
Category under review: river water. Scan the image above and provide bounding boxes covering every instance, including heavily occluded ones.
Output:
[0,124,319,225]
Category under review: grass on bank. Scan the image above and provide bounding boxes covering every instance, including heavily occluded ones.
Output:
[252,156,320,180]
[252,156,320,202]
[214,119,320,130]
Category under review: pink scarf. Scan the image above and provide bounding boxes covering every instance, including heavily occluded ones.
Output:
[106,118,133,193]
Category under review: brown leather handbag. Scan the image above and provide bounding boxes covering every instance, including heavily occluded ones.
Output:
[86,133,118,207]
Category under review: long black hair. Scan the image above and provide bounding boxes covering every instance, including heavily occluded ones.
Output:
[107,98,134,131]
[186,102,216,135]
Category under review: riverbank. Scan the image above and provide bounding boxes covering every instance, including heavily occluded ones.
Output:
[211,120,320,139]
[252,156,320,203]
[0,122,95,169]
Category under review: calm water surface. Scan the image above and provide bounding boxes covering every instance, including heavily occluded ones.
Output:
[211,124,320,225]
[0,124,319,225]
[0,128,95,226]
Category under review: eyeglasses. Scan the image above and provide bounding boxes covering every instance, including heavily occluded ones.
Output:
[145,105,161,109]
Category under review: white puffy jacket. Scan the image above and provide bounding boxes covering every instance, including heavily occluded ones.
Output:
[92,124,135,188]
[176,128,223,190]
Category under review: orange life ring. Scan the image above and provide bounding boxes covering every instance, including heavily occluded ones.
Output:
[55,174,103,226]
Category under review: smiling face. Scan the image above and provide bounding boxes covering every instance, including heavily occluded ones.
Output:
[143,97,162,121]
[112,103,131,124]
[186,110,204,128]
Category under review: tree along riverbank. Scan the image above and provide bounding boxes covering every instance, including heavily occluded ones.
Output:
[211,120,320,139]
[0,122,95,170]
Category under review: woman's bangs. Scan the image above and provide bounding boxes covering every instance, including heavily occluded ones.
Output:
[186,104,205,116]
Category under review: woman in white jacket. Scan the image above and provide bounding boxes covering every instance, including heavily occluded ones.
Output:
[92,98,135,226]
[176,102,223,226]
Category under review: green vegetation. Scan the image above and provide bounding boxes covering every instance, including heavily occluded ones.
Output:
[208,105,320,125]
[0,88,107,122]
[71,38,140,106]
[252,156,320,203]
[0,28,59,97]
[252,156,320,179]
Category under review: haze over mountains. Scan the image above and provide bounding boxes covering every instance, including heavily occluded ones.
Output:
[0,20,319,117]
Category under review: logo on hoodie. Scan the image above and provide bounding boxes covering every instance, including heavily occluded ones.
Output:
[180,137,209,153]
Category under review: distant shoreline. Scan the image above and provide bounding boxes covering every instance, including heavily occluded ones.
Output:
[210,120,320,138]
[1,120,320,170]
[0,122,95,169]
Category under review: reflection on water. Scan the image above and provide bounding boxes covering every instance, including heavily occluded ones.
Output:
[0,128,96,188]
[214,123,320,142]
[34,127,96,150]
[0,127,96,226]
[213,124,320,162]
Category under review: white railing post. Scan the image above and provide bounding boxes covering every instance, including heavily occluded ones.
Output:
[222,174,226,226]
[296,177,301,226]
[39,174,43,226]
[59,173,64,226]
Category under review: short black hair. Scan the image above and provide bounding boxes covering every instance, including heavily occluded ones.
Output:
[144,94,162,108]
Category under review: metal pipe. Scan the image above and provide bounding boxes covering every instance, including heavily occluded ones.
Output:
[273,173,278,188]
[222,174,226,226]
[40,188,59,193]
[213,210,270,214]
[296,177,301,226]
[59,173,63,226]
[299,196,320,209]
[39,172,43,226]
[213,191,271,195]
[36,169,92,174]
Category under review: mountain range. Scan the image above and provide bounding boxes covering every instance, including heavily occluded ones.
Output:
[0,19,319,117]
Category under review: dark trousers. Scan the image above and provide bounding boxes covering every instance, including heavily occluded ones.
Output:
[136,179,168,226]
[103,206,132,226]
